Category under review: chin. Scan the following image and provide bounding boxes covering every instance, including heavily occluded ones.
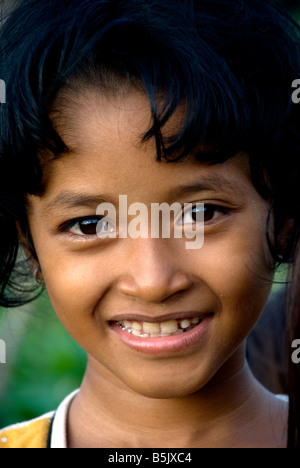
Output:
[126,374,209,400]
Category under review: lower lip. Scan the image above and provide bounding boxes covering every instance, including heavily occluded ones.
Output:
[110,314,214,355]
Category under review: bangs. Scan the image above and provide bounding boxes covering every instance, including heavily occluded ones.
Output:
[0,0,299,196]
[58,21,246,163]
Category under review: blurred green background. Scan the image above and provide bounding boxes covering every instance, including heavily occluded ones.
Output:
[0,293,87,426]
[0,0,299,428]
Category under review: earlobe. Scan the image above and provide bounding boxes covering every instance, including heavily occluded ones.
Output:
[33,265,45,287]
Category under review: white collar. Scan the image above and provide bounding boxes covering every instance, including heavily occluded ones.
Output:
[50,389,79,448]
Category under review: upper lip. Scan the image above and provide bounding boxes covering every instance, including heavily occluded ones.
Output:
[110,311,213,323]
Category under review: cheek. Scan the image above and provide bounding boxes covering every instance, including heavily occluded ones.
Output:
[38,250,114,334]
[206,244,272,302]
[196,223,273,340]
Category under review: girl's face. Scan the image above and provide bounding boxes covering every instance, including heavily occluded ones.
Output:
[26,89,273,398]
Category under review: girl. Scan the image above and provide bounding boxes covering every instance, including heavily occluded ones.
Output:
[0,0,299,448]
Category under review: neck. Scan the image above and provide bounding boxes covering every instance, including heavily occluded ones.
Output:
[67,350,276,448]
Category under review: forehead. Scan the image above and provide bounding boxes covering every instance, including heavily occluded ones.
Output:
[35,87,257,208]
[51,84,183,154]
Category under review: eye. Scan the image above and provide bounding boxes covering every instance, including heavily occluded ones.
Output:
[180,204,229,225]
[69,218,99,236]
[60,216,115,237]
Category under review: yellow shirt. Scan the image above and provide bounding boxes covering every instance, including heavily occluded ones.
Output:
[0,413,53,448]
[0,390,78,448]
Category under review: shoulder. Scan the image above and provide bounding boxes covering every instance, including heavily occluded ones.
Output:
[0,412,54,449]
[0,389,79,449]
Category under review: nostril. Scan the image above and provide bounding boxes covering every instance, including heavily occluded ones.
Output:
[117,271,193,303]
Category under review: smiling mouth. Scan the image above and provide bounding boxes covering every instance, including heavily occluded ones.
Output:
[115,315,211,339]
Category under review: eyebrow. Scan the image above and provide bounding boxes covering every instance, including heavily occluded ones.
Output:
[43,192,109,215]
[42,175,240,215]
[168,175,240,200]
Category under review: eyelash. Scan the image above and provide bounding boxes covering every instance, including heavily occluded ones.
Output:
[57,204,231,240]
[179,204,229,225]
[58,216,103,238]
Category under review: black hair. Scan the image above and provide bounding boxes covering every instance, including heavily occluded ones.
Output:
[0,0,300,307]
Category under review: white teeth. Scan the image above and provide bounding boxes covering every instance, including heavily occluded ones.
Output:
[132,321,143,331]
[143,322,161,334]
[161,320,178,334]
[132,329,145,337]
[117,316,202,338]
[123,320,132,329]
[180,319,191,329]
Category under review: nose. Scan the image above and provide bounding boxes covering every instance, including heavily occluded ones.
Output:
[117,239,193,303]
